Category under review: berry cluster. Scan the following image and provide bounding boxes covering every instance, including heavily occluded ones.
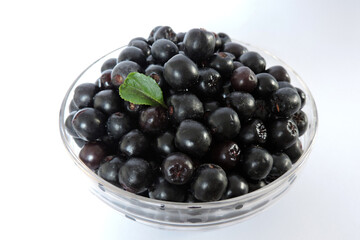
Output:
[65,26,308,202]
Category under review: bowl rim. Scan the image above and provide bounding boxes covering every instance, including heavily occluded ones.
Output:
[59,41,319,208]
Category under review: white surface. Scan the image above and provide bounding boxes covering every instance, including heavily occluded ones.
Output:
[1,0,360,239]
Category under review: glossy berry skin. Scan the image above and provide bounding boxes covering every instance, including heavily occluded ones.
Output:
[266,65,291,82]
[145,64,166,89]
[118,46,146,67]
[106,112,133,140]
[162,152,194,185]
[284,138,303,163]
[98,156,125,184]
[191,164,228,202]
[118,158,153,194]
[207,107,241,140]
[65,111,79,137]
[292,110,308,136]
[167,93,204,124]
[175,120,212,158]
[223,42,248,58]
[154,26,178,43]
[267,119,299,150]
[176,32,186,42]
[72,108,107,141]
[248,180,266,192]
[156,131,175,156]
[149,26,162,38]
[270,87,301,118]
[119,129,149,157]
[151,39,179,64]
[183,28,215,62]
[240,146,273,180]
[231,66,258,93]
[217,32,231,45]
[233,61,244,69]
[148,177,186,202]
[93,90,122,115]
[253,99,271,122]
[73,83,99,109]
[210,141,241,170]
[111,60,142,87]
[163,54,199,90]
[97,69,114,90]
[278,81,294,89]
[237,119,267,146]
[213,32,222,51]
[209,52,234,78]
[203,101,221,120]
[226,91,256,121]
[222,174,249,199]
[296,87,306,109]
[123,101,145,118]
[101,58,117,72]
[194,68,222,99]
[79,142,107,170]
[139,106,169,134]
[129,40,151,56]
[69,99,79,112]
[239,51,266,74]
[255,73,279,99]
[267,153,292,181]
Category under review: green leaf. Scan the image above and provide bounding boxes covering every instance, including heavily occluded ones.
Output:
[119,72,167,108]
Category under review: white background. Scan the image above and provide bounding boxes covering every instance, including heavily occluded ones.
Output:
[1,0,360,239]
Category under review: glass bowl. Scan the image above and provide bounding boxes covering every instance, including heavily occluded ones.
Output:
[59,41,318,230]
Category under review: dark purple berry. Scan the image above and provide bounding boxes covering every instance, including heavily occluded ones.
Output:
[154,26,177,43]
[111,60,142,87]
[240,146,273,180]
[226,91,256,121]
[119,129,149,157]
[93,90,123,115]
[266,65,291,82]
[151,39,179,64]
[237,119,267,146]
[101,58,117,72]
[223,42,248,58]
[106,112,133,140]
[73,83,99,109]
[209,52,234,78]
[118,158,153,193]
[239,51,266,74]
[230,66,258,93]
[284,138,303,163]
[162,152,194,185]
[207,107,241,140]
[148,177,186,202]
[164,54,199,90]
[222,174,248,199]
[267,119,299,150]
[79,142,107,170]
[270,87,301,118]
[296,87,306,109]
[167,93,204,124]
[191,164,228,202]
[210,141,241,170]
[175,120,212,158]
[292,110,308,136]
[72,108,107,141]
[255,73,279,99]
[139,106,169,134]
[156,131,175,156]
[183,28,215,62]
[267,153,292,182]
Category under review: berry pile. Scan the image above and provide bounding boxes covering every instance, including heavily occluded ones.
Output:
[65,26,308,202]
